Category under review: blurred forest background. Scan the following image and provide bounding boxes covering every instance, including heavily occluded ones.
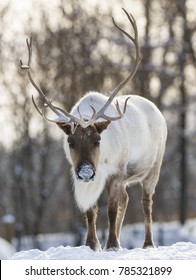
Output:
[0,0,195,249]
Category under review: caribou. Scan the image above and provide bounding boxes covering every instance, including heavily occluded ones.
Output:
[20,8,167,251]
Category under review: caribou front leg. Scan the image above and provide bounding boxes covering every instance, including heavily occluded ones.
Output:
[141,189,154,248]
[106,178,128,251]
[106,197,119,250]
[85,205,101,251]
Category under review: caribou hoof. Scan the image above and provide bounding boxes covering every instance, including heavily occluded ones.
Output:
[86,241,102,252]
[142,241,154,249]
[105,240,120,251]
[106,246,120,252]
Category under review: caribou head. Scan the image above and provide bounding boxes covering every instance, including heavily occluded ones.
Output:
[20,8,142,183]
[60,120,110,182]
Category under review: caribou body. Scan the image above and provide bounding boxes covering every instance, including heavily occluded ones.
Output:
[60,91,167,250]
[20,8,167,251]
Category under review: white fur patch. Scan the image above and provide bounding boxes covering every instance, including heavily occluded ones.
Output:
[72,159,119,212]
[73,170,106,212]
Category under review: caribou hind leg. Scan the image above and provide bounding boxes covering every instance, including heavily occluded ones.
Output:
[85,205,101,251]
[141,162,162,249]
[116,187,129,242]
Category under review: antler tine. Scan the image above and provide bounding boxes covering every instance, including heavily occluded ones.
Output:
[89,8,142,124]
[92,96,130,121]
[112,8,142,83]
[21,38,56,110]
[31,95,43,116]
[26,37,32,66]
[20,37,51,105]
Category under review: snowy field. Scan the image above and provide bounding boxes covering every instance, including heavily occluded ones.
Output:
[9,219,196,260]
[11,242,196,260]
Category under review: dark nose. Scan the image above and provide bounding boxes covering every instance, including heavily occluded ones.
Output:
[76,163,95,183]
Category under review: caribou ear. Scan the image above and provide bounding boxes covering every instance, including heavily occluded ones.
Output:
[57,123,72,135]
[94,120,111,134]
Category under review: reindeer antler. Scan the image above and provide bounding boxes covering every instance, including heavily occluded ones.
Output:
[20,8,142,131]
[87,8,142,124]
[20,37,95,128]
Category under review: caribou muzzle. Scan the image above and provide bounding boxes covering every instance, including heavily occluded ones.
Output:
[76,163,95,183]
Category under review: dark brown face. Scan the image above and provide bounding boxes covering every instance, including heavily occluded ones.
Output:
[57,121,110,183]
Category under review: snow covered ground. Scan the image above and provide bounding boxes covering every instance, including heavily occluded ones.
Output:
[11,242,196,260]
[0,238,16,260]
[10,219,196,260]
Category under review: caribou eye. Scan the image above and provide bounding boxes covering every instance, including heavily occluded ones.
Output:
[94,140,100,147]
